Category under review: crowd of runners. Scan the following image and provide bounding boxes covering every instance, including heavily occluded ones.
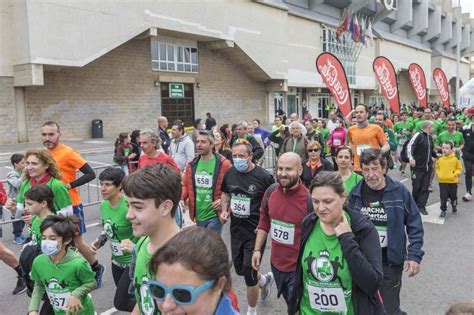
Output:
[0,104,473,315]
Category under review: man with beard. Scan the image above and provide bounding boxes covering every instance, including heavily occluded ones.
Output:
[348,148,424,315]
[41,121,105,286]
[251,152,312,310]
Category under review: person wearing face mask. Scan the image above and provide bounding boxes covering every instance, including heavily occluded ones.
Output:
[348,148,424,315]
[148,227,240,315]
[220,140,275,315]
[28,215,97,315]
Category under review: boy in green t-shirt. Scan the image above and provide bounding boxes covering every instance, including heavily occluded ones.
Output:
[90,167,138,312]
[122,164,182,315]
[29,215,97,315]
[436,119,464,159]
[22,185,55,246]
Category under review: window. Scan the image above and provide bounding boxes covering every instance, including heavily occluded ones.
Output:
[151,41,198,73]
[322,26,358,85]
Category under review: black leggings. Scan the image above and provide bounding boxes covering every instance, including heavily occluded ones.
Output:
[463,158,473,194]
[112,263,135,312]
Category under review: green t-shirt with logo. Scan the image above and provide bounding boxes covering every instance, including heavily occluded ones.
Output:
[415,119,442,135]
[30,249,95,315]
[100,196,138,265]
[436,131,465,159]
[300,213,354,315]
[343,172,363,196]
[394,121,414,146]
[17,178,72,213]
[437,119,447,132]
[133,237,160,315]
[29,213,53,246]
[195,156,217,221]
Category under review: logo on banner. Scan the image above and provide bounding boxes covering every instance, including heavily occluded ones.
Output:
[318,60,349,105]
[374,62,398,100]
[408,64,427,107]
[434,73,449,102]
[316,52,352,117]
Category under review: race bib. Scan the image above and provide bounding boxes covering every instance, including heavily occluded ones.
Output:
[110,240,123,256]
[376,226,388,247]
[307,285,347,313]
[356,144,372,156]
[195,174,212,188]
[230,195,251,217]
[46,290,71,311]
[270,219,295,245]
[333,139,342,146]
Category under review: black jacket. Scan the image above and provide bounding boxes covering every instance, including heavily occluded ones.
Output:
[406,131,437,171]
[462,124,474,161]
[300,158,334,188]
[159,127,171,154]
[288,210,385,315]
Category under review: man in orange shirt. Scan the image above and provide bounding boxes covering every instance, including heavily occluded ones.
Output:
[41,121,105,286]
[347,104,390,172]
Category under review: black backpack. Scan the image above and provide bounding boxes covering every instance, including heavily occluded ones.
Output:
[19,244,42,297]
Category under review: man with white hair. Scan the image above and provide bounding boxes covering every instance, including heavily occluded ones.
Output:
[138,129,180,173]
[229,121,264,163]
[279,121,308,160]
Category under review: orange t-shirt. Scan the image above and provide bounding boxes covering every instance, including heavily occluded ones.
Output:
[49,144,86,206]
[347,124,388,171]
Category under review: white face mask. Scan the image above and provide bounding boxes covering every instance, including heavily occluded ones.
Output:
[41,239,60,256]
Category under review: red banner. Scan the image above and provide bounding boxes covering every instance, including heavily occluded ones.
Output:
[408,63,427,108]
[433,68,450,109]
[373,56,400,114]
[315,52,352,117]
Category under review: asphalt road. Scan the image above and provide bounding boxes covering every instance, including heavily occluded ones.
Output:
[0,140,473,314]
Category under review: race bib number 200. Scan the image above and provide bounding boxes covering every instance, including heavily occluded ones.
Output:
[307,285,347,313]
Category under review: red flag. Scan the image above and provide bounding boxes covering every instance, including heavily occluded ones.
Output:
[336,14,349,38]
[354,15,361,42]
[316,52,352,117]
[373,56,400,114]
[433,68,450,109]
[408,63,427,108]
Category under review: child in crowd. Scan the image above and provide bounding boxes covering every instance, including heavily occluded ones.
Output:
[7,153,26,244]
[436,141,463,218]
[28,215,97,315]
[114,132,136,176]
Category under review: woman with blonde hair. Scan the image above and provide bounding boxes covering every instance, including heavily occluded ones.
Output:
[300,140,333,188]
[7,148,72,217]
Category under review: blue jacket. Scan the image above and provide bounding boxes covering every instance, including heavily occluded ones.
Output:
[348,175,424,266]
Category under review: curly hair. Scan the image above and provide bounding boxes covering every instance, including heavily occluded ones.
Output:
[25,148,61,180]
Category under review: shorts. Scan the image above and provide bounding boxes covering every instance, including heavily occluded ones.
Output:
[231,236,262,278]
[73,204,86,235]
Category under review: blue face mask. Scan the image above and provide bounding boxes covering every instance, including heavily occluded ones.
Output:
[234,158,248,173]
[41,239,60,256]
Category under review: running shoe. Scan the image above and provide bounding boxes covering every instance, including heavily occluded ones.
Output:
[462,193,472,202]
[13,276,26,295]
[429,185,433,193]
[13,236,26,245]
[419,208,428,216]
[93,264,106,288]
[259,272,274,302]
[452,207,458,214]
[439,211,447,218]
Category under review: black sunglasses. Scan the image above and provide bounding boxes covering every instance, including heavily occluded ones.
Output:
[307,148,320,153]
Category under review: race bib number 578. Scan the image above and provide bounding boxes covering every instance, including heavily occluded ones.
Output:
[270,219,295,245]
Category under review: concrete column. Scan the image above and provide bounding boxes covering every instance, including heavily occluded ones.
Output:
[14,87,28,143]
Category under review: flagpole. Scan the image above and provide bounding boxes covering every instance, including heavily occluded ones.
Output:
[455,0,460,109]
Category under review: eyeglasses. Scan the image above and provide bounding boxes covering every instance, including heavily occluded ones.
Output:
[307,148,321,153]
[147,279,215,305]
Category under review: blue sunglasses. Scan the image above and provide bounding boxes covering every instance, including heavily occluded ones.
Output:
[147,279,215,305]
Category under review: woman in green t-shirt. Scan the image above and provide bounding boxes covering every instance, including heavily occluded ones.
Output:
[335,146,363,196]
[22,185,55,246]
[28,215,97,315]
[288,171,384,315]
[9,148,72,217]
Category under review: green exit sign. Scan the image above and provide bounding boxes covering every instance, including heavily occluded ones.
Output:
[169,83,184,98]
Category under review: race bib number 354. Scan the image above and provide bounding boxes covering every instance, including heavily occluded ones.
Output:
[270,219,295,245]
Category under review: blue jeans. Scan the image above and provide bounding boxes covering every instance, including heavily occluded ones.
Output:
[73,204,86,235]
[196,217,223,234]
[271,264,295,307]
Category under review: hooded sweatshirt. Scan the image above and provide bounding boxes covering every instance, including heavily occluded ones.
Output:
[436,153,463,184]
[169,134,195,171]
